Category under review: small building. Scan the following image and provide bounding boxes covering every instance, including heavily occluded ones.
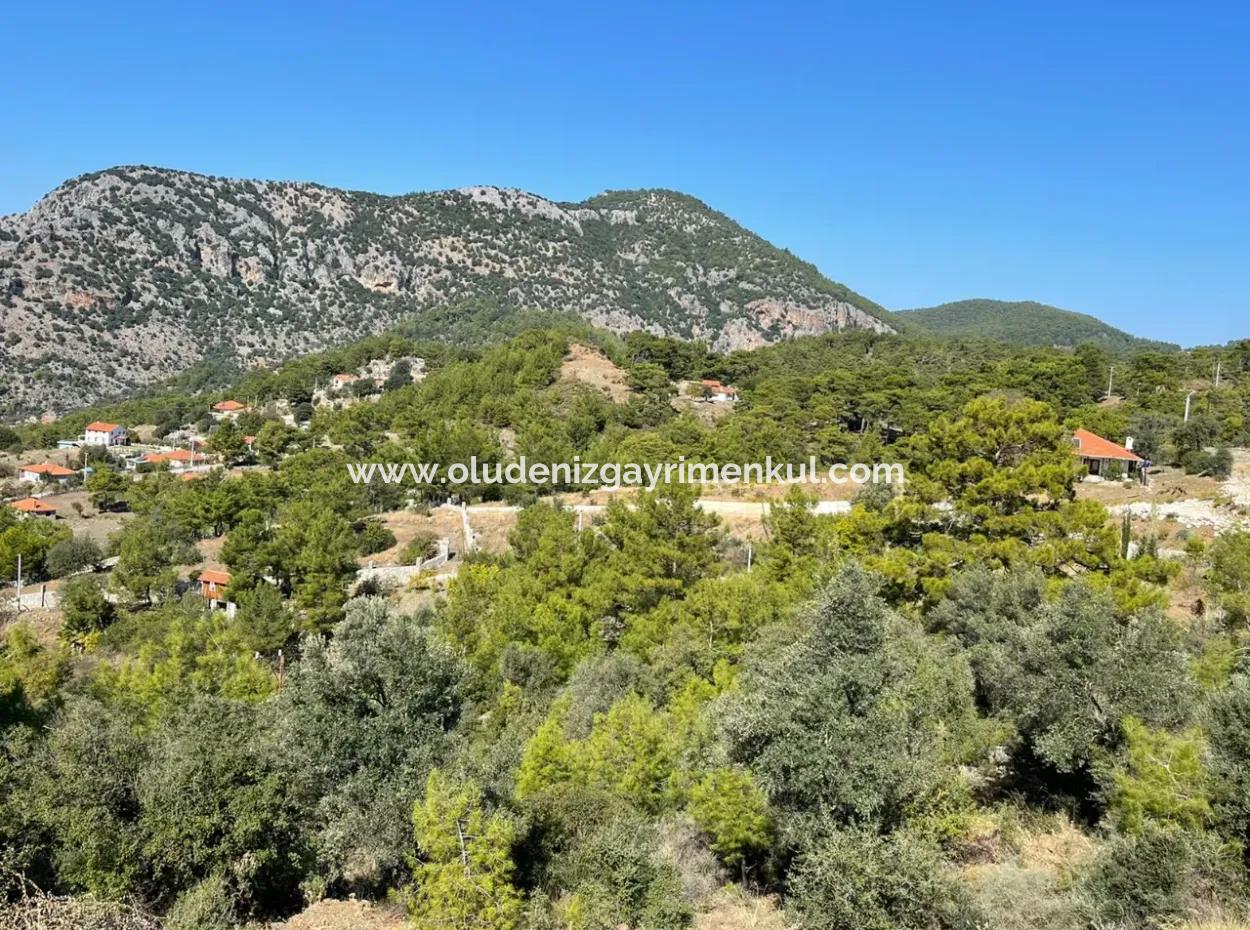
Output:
[140,449,207,472]
[198,569,233,613]
[330,373,359,391]
[211,399,248,420]
[84,421,127,447]
[19,462,76,484]
[1073,428,1144,477]
[9,497,58,518]
[699,379,739,403]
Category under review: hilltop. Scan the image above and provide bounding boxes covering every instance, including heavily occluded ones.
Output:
[899,298,1176,352]
[0,166,894,418]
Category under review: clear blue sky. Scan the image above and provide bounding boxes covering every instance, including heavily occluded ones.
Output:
[3,1,1247,345]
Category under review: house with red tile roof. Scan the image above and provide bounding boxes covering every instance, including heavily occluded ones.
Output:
[140,449,207,472]
[19,462,76,484]
[197,569,236,615]
[211,399,248,419]
[697,378,739,402]
[1072,428,1144,477]
[9,497,58,517]
[84,421,127,447]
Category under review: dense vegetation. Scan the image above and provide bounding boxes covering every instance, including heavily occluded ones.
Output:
[901,299,1178,353]
[4,323,1250,929]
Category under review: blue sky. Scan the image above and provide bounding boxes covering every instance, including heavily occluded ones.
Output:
[3,1,1247,345]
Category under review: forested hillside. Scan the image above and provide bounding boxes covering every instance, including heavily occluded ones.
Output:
[3,326,1250,929]
[901,298,1177,352]
[0,166,894,418]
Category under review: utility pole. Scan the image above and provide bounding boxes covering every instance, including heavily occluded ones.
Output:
[1105,365,1115,400]
[1215,360,1222,388]
[1184,390,1196,422]
[14,553,21,615]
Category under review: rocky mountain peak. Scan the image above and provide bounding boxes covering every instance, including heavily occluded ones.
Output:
[0,166,893,418]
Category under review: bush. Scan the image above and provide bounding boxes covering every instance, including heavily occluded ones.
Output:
[1076,824,1237,928]
[787,827,982,930]
[399,531,439,565]
[164,873,235,930]
[1181,447,1234,478]
[357,519,397,556]
[46,536,103,579]
[549,818,692,930]
[59,576,115,643]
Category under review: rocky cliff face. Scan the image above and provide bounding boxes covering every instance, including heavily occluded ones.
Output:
[0,166,893,417]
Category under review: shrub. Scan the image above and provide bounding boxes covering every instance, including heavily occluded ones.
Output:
[1076,824,1237,928]
[787,827,982,930]
[46,536,103,579]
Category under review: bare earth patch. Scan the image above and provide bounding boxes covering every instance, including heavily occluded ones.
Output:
[362,508,465,567]
[696,889,790,930]
[269,898,407,930]
[558,342,632,403]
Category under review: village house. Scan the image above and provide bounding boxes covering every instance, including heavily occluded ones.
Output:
[83,421,127,447]
[139,449,207,472]
[18,462,76,484]
[1072,428,1144,477]
[698,379,739,403]
[9,497,58,518]
[211,399,248,420]
[198,569,236,616]
[330,373,360,391]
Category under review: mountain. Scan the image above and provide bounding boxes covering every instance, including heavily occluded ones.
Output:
[899,299,1176,352]
[0,166,895,418]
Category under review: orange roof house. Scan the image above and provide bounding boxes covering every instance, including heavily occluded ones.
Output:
[10,497,58,517]
[83,421,127,446]
[330,373,359,388]
[212,399,247,414]
[141,449,205,465]
[19,462,76,482]
[1073,428,1143,475]
[198,569,231,601]
[698,378,738,399]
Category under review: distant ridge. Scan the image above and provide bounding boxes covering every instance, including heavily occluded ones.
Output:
[0,166,895,417]
[899,299,1177,352]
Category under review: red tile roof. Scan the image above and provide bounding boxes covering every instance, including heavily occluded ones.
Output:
[1073,428,1143,463]
[199,569,231,585]
[20,462,75,477]
[142,449,205,464]
[212,400,246,412]
[85,421,122,432]
[10,497,57,515]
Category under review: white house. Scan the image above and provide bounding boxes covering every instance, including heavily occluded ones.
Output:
[83,421,127,447]
[84,420,127,446]
[698,379,739,403]
[19,462,76,484]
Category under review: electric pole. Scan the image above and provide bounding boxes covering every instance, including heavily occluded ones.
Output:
[1106,365,1115,400]
[1184,390,1196,422]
